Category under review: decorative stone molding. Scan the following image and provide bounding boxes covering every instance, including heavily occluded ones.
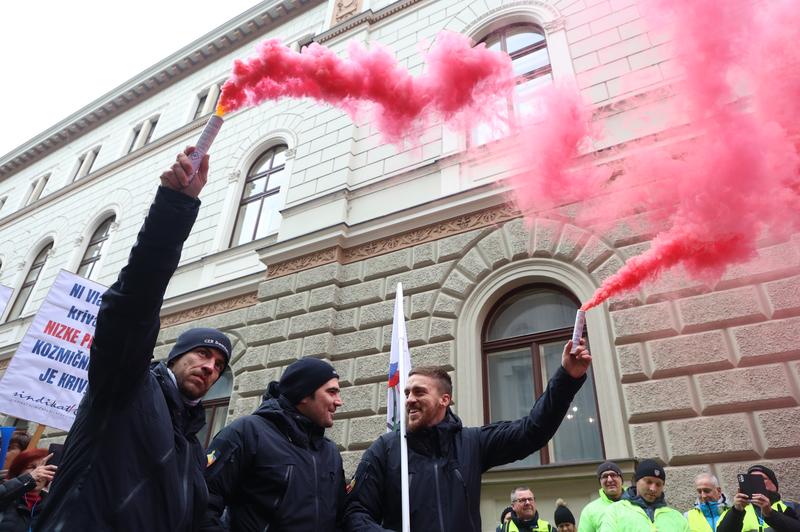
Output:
[266,203,522,278]
[284,148,297,159]
[160,292,258,327]
[227,169,242,183]
[109,221,120,232]
[73,236,85,247]
[0,359,9,371]
[543,16,566,32]
[332,0,361,25]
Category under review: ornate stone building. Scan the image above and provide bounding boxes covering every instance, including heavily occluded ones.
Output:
[0,0,797,527]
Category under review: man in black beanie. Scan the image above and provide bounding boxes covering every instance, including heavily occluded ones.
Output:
[599,459,689,531]
[202,356,345,531]
[717,464,800,532]
[35,149,231,532]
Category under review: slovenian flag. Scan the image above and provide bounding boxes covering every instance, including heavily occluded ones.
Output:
[387,283,412,432]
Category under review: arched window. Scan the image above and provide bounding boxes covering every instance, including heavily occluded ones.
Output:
[230,145,288,247]
[196,367,233,447]
[482,285,603,467]
[77,216,115,280]
[8,243,53,321]
[474,23,552,143]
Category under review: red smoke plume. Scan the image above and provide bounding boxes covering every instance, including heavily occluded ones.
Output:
[218,31,515,142]
[507,0,800,310]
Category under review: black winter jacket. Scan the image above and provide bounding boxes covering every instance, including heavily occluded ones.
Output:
[33,187,208,532]
[201,394,346,531]
[343,366,585,532]
[717,493,800,532]
[0,474,39,532]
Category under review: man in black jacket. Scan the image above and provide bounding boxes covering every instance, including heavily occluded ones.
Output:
[716,465,800,532]
[34,148,231,532]
[343,338,592,532]
[202,356,345,531]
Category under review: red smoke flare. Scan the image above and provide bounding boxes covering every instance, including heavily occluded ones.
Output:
[218,31,515,142]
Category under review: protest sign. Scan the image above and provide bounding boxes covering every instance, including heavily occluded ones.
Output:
[0,270,106,431]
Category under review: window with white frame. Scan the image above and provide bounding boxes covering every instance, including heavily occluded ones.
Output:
[7,242,53,321]
[473,23,553,144]
[193,81,223,121]
[22,174,50,207]
[482,285,603,468]
[77,216,115,280]
[230,144,288,247]
[0,196,7,215]
[71,147,101,181]
[127,115,160,153]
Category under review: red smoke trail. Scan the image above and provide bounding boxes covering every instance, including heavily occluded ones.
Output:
[217,31,515,142]
[508,0,800,310]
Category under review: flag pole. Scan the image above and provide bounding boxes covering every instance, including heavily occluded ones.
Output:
[396,283,411,532]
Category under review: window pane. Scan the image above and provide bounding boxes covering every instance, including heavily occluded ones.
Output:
[266,167,288,191]
[486,289,577,341]
[512,47,550,77]
[255,194,279,240]
[541,340,603,462]
[209,404,228,439]
[205,369,233,401]
[241,177,267,200]
[271,147,287,168]
[505,28,545,55]
[77,261,95,279]
[230,202,260,246]
[487,348,540,467]
[8,285,33,320]
[83,242,104,261]
[249,151,275,177]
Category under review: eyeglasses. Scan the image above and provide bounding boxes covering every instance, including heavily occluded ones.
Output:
[600,473,621,480]
[514,497,534,504]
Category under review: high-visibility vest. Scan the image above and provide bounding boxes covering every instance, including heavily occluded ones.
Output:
[686,506,728,531]
[741,501,789,531]
[504,517,552,532]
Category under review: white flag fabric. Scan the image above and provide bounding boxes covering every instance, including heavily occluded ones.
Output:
[387,283,412,432]
[0,270,106,431]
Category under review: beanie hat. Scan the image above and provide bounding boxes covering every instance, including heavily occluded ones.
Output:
[748,465,778,490]
[276,358,339,404]
[167,328,232,367]
[635,459,666,482]
[554,499,575,525]
[597,461,623,479]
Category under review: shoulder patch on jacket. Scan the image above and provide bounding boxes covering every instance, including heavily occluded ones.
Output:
[346,477,356,494]
[207,449,218,468]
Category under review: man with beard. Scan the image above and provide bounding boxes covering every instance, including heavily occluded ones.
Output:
[717,465,800,532]
[202,357,346,531]
[599,459,689,532]
[34,148,231,532]
[502,488,551,532]
[578,461,624,532]
[344,338,592,532]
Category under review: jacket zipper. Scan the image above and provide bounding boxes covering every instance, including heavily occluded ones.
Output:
[433,463,445,532]
[454,469,478,532]
[313,455,319,527]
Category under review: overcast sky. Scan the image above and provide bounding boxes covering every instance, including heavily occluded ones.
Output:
[0,1,261,158]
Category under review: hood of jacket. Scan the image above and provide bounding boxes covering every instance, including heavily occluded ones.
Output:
[623,485,667,520]
[253,392,326,450]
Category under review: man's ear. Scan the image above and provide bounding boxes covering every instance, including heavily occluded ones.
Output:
[440,393,451,408]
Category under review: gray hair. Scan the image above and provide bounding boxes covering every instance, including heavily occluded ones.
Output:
[511,487,533,503]
[694,472,720,486]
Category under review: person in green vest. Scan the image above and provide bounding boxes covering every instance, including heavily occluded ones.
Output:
[599,459,689,532]
[716,465,800,532]
[685,472,730,531]
[503,487,552,532]
[578,461,624,532]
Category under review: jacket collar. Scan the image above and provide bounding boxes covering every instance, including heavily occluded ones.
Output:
[254,395,325,449]
[151,361,206,436]
[406,408,463,457]
[623,485,667,512]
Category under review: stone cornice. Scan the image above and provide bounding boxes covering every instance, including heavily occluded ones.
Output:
[160,292,258,327]
[266,201,522,278]
[0,0,325,178]
[313,0,424,43]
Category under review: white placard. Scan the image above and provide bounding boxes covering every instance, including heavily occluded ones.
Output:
[0,270,107,431]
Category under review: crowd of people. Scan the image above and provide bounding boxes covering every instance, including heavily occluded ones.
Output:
[0,150,794,531]
[493,461,800,532]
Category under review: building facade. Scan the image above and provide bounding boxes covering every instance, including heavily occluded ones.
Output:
[0,0,797,528]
